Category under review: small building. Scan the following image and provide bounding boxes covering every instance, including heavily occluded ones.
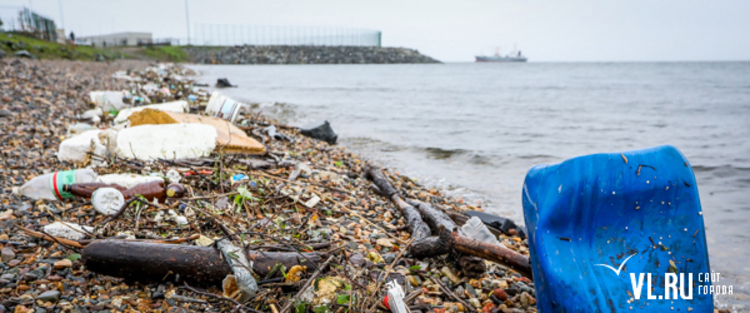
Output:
[79,32,152,47]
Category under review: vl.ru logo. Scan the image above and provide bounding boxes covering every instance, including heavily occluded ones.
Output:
[595,254,693,300]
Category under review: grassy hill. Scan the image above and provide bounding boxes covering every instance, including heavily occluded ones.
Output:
[0,33,127,61]
[0,33,192,63]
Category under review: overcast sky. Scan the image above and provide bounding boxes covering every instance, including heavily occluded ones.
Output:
[2,0,749,62]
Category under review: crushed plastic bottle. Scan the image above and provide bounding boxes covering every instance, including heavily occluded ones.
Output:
[460,216,503,247]
[13,169,98,201]
[383,280,408,313]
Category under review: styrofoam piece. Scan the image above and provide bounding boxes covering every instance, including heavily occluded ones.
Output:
[92,187,125,215]
[113,100,188,124]
[57,130,108,166]
[79,108,103,123]
[98,129,119,155]
[43,222,94,241]
[114,124,217,160]
[97,173,163,189]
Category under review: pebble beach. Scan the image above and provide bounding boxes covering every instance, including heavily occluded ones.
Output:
[0,59,539,313]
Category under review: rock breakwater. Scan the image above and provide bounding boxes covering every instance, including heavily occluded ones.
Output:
[185,45,440,64]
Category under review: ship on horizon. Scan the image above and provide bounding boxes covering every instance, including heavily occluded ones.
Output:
[475,47,527,63]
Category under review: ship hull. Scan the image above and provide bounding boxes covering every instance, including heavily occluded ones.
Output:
[475,56,527,62]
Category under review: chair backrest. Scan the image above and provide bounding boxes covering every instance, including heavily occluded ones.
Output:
[523,145,712,312]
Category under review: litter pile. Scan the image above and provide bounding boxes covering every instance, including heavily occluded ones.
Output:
[0,59,535,313]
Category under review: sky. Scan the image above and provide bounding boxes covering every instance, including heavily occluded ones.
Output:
[1,0,749,62]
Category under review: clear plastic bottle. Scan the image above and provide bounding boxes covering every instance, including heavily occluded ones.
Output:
[460,216,503,246]
[12,169,98,201]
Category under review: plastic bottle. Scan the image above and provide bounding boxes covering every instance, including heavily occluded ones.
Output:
[460,216,503,246]
[66,181,187,203]
[13,169,98,201]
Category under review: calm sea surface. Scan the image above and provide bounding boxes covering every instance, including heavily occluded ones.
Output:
[189,62,750,309]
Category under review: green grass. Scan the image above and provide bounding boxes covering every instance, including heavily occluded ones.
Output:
[143,45,189,62]
[0,32,127,61]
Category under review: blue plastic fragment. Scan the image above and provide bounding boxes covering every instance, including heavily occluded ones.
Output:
[522,145,712,312]
[188,95,198,102]
[231,174,249,184]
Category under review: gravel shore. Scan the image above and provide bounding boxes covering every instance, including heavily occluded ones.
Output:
[0,59,537,313]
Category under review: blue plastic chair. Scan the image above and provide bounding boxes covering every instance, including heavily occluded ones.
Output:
[523,145,712,312]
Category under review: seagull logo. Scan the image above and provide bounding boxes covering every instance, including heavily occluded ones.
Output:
[595,254,636,276]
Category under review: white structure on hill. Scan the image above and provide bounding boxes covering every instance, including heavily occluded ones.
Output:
[78,32,152,47]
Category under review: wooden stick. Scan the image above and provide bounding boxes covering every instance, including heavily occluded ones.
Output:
[444,230,532,278]
[364,166,430,242]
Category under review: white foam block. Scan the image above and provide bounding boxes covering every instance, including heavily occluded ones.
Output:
[115,124,217,160]
[58,130,107,164]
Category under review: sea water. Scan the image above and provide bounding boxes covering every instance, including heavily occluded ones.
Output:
[190,62,750,310]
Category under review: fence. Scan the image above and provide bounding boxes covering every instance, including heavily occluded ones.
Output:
[190,24,381,47]
[0,6,58,42]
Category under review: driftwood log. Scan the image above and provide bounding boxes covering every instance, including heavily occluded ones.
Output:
[82,240,324,286]
[365,166,532,279]
[364,167,431,241]
[364,167,486,276]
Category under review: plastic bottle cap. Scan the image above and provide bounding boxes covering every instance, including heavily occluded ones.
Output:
[92,188,125,215]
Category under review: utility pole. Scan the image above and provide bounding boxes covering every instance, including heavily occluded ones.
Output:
[184,0,190,45]
[58,0,64,29]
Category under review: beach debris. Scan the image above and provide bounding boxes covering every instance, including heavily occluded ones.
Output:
[90,90,129,112]
[81,240,323,286]
[91,187,125,215]
[13,169,98,201]
[96,173,163,188]
[78,107,103,122]
[216,238,258,301]
[206,91,243,122]
[285,265,307,283]
[523,145,711,312]
[42,222,94,241]
[366,166,532,278]
[460,216,504,246]
[464,209,526,238]
[384,280,409,313]
[57,129,109,165]
[114,123,217,160]
[65,123,96,137]
[215,78,236,88]
[66,180,186,203]
[289,162,312,181]
[127,109,265,154]
[113,100,188,124]
[0,59,536,313]
[300,120,338,145]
